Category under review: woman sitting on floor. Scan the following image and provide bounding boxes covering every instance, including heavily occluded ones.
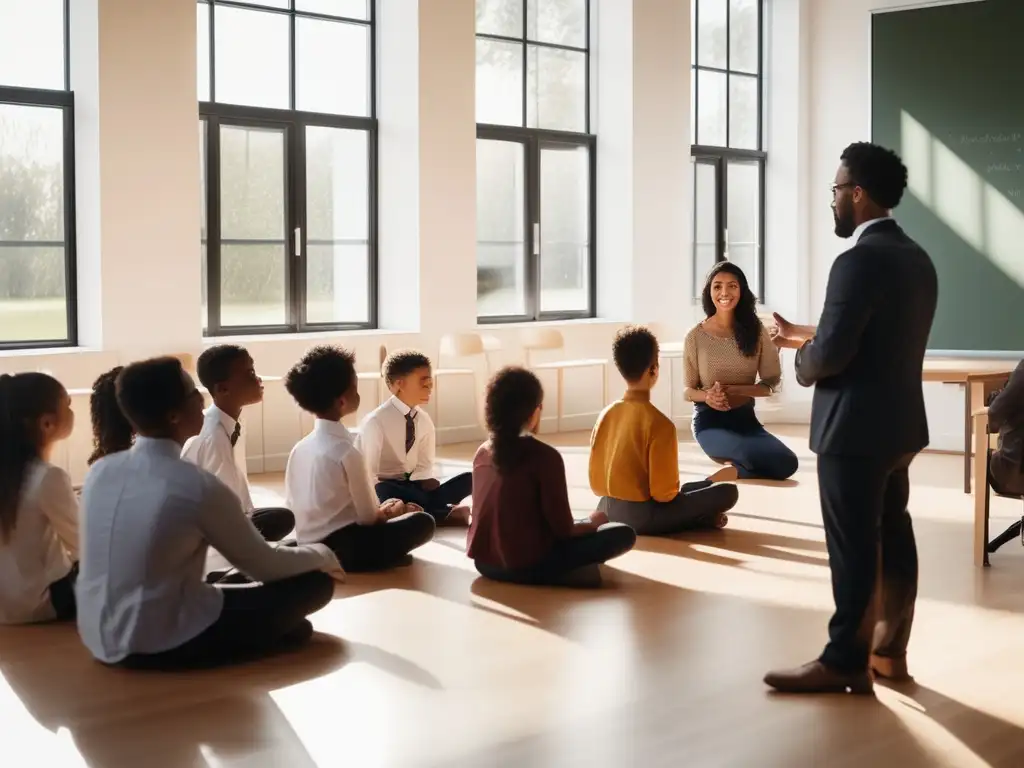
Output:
[467,366,636,588]
[684,262,799,481]
[0,373,80,625]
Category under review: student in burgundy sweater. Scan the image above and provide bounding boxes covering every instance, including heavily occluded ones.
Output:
[467,367,636,588]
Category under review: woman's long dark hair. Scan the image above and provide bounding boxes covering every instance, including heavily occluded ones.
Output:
[701,261,762,357]
[0,372,67,541]
[88,366,134,466]
[485,366,544,473]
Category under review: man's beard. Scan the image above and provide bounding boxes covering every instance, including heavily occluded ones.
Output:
[833,204,856,238]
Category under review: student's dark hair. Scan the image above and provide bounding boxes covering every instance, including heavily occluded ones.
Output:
[485,366,544,473]
[840,141,908,210]
[115,356,192,434]
[612,325,660,383]
[0,372,67,541]
[285,345,357,414]
[383,349,432,386]
[196,344,249,392]
[701,261,762,357]
[88,366,134,465]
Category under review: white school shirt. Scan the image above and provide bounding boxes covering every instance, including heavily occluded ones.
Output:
[286,419,381,544]
[355,396,436,482]
[181,405,255,513]
[76,438,338,664]
[0,461,78,625]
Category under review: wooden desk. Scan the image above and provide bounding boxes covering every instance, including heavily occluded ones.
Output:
[922,359,1012,494]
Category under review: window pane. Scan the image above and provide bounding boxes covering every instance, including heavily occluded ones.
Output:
[726,160,761,295]
[0,0,64,90]
[200,120,208,330]
[526,45,586,132]
[526,0,586,48]
[539,144,589,313]
[0,103,67,342]
[696,69,726,146]
[476,0,523,37]
[477,139,527,317]
[297,0,370,19]
[197,3,210,102]
[305,126,370,325]
[214,6,290,110]
[476,39,524,127]
[692,160,718,297]
[696,0,726,69]
[729,0,759,74]
[729,74,758,149]
[219,124,288,327]
[296,18,370,116]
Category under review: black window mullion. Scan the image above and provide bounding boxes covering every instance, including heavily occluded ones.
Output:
[725,0,731,148]
[206,117,223,334]
[62,97,78,345]
[290,121,304,331]
[209,1,217,103]
[527,136,540,320]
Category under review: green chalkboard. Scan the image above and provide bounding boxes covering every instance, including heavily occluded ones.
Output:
[872,0,1024,354]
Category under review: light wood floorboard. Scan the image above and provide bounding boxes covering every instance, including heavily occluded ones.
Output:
[3,428,1024,767]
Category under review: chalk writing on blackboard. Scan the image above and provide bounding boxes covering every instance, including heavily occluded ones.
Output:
[960,133,1022,145]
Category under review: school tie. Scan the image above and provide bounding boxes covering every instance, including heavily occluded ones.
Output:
[230,422,241,447]
[405,410,416,454]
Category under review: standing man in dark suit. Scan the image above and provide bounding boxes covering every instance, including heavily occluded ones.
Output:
[765,142,938,694]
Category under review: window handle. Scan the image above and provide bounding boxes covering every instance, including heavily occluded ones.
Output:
[533,222,540,255]
[294,227,302,257]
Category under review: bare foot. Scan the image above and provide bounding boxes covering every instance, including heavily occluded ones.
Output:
[715,513,729,529]
[441,505,472,527]
[707,465,739,483]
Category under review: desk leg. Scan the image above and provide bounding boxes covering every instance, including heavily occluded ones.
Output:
[964,381,985,494]
[972,417,990,567]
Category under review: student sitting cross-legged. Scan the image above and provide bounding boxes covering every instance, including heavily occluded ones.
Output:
[76,357,343,671]
[468,366,636,588]
[0,373,79,625]
[182,345,295,543]
[589,325,740,535]
[356,350,472,526]
[87,366,134,466]
[284,345,437,572]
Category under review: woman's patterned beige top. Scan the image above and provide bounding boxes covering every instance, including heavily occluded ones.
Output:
[682,321,783,393]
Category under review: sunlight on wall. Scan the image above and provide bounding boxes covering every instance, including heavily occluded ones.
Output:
[900,110,1024,287]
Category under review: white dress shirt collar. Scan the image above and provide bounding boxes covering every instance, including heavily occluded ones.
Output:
[853,215,892,242]
[389,395,416,417]
[314,417,353,439]
[134,436,184,458]
[209,404,240,439]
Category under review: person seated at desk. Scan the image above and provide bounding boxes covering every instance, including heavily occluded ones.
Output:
[683,262,799,481]
[987,359,1024,498]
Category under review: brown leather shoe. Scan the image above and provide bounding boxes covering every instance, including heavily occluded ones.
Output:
[869,654,912,682]
[764,661,874,695]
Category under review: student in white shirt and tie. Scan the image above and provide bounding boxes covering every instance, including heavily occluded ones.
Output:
[0,373,80,625]
[76,357,344,670]
[284,345,436,571]
[357,350,473,526]
[182,345,295,544]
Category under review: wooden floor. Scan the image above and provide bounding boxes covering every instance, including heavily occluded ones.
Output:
[3,428,1024,767]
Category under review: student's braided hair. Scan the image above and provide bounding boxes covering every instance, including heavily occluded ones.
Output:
[484,366,544,473]
[88,366,134,465]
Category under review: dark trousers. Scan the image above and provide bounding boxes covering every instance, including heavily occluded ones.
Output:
[598,480,739,536]
[476,523,637,587]
[375,473,473,522]
[49,562,78,621]
[119,570,334,670]
[990,452,1024,498]
[817,452,918,673]
[693,403,799,480]
[322,511,436,572]
[251,506,295,542]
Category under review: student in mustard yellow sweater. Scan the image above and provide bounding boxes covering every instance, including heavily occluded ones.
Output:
[589,325,739,535]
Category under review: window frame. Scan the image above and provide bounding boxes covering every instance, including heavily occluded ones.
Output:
[690,0,766,301]
[197,0,378,336]
[475,0,596,324]
[0,0,78,350]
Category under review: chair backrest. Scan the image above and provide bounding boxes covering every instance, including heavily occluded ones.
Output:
[440,333,485,358]
[521,328,564,351]
[171,352,195,373]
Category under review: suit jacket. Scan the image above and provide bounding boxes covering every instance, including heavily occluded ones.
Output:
[795,219,938,457]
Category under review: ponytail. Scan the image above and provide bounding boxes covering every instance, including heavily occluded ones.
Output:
[0,372,66,541]
[484,367,544,474]
[88,366,133,465]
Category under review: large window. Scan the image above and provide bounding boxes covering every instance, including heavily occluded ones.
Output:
[475,0,595,322]
[0,0,75,348]
[198,0,375,335]
[691,0,765,299]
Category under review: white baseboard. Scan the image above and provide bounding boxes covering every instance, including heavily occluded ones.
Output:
[436,423,487,445]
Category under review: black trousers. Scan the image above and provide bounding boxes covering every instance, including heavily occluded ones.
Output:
[817,452,918,673]
[119,571,334,670]
[322,511,436,572]
[251,506,295,542]
[375,473,473,522]
[49,562,79,621]
[475,523,637,587]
